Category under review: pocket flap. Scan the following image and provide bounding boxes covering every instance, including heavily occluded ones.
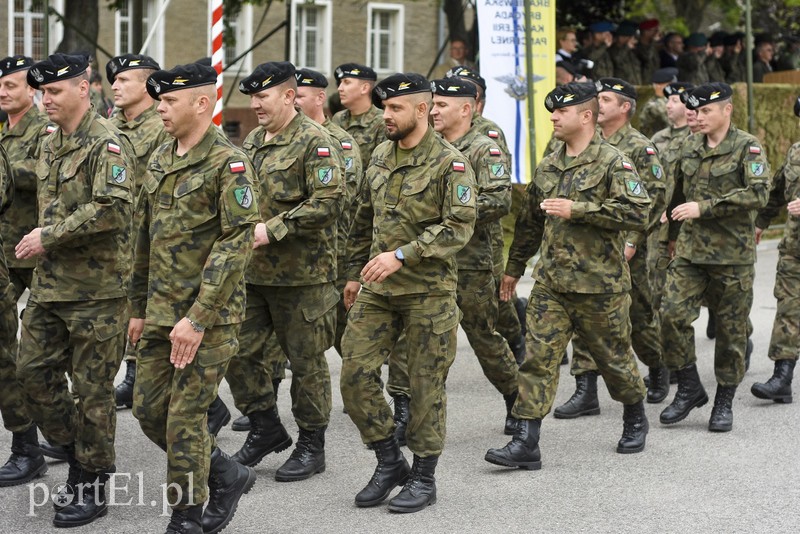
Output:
[302,284,340,322]
[431,307,460,335]
[174,175,206,197]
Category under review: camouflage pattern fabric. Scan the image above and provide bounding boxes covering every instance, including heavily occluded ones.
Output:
[610,46,643,85]
[635,42,660,85]
[109,105,170,196]
[586,45,615,79]
[330,105,387,168]
[638,96,668,138]
[722,52,745,84]
[677,51,710,85]
[705,55,726,83]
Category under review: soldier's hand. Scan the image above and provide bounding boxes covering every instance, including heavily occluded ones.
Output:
[344,281,361,310]
[624,244,637,262]
[499,274,520,302]
[540,198,573,219]
[253,223,270,248]
[361,252,402,283]
[671,202,700,221]
[128,318,145,345]
[660,210,668,224]
[755,227,764,244]
[788,199,800,217]
[15,228,45,259]
[169,318,204,369]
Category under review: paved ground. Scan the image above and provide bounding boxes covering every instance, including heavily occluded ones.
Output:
[1,239,799,533]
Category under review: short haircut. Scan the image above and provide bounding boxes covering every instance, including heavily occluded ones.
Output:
[576,98,599,123]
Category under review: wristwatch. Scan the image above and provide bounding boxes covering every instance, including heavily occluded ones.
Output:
[394,248,405,264]
[187,318,205,333]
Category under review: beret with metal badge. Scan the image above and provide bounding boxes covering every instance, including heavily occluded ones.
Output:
[664,82,695,98]
[372,72,431,109]
[0,55,33,79]
[106,54,160,84]
[597,77,637,99]
[146,63,217,100]
[238,61,296,95]
[445,65,487,92]
[684,82,733,110]
[334,63,377,85]
[27,53,89,89]
[430,78,477,98]
[295,68,328,89]
[544,82,598,112]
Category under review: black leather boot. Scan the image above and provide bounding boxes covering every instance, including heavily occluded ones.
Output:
[53,446,80,512]
[708,385,737,432]
[207,396,231,437]
[503,392,519,435]
[165,504,203,534]
[392,395,410,447]
[231,406,292,467]
[275,427,326,481]
[617,401,649,453]
[202,448,256,534]
[40,440,68,461]
[514,296,528,337]
[484,418,542,470]
[509,335,526,366]
[53,470,109,528]
[231,378,282,432]
[646,366,670,404]
[0,425,48,487]
[553,372,600,419]
[706,308,716,339]
[115,360,136,409]
[745,338,753,372]
[561,351,569,365]
[355,436,410,507]
[751,359,795,403]
[660,364,708,424]
[387,455,438,513]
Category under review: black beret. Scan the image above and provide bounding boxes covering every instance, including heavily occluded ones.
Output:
[146,63,217,100]
[372,73,431,109]
[597,77,637,99]
[238,61,296,95]
[556,60,580,78]
[430,78,477,98]
[334,63,376,85]
[0,55,33,78]
[794,95,800,118]
[652,67,678,84]
[27,53,89,89]
[664,82,695,98]
[194,57,212,67]
[616,21,638,37]
[544,82,597,112]
[446,66,486,91]
[105,54,160,84]
[685,32,708,48]
[295,68,328,89]
[709,31,727,47]
[723,33,742,47]
[684,82,733,110]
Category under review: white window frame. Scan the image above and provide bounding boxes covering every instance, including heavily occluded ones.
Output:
[114,0,165,66]
[7,0,64,59]
[289,0,332,75]
[366,3,404,74]
[225,5,253,73]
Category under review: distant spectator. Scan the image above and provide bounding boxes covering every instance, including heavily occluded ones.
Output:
[753,40,775,82]
[636,18,661,83]
[775,36,800,71]
[660,32,684,68]
[556,27,579,64]
[431,36,476,79]
[555,60,587,86]
[705,31,727,82]
[610,20,642,85]
[89,71,113,117]
[581,21,615,79]
[677,32,710,84]
[722,32,746,83]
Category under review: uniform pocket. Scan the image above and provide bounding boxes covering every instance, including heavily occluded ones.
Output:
[196,336,239,368]
[302,284,340,322]
[267,157,303,202]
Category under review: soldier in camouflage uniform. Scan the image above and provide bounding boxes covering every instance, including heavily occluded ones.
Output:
[722,33,746,84]
[0,56,49,487]
[341,73,476,513]
[609,22,643,86]
[635,19,661,86]
[485,82,651,471]
[638,67,677,138]
[660,83,770,433]
[225,62,344,482]
[705,32,727,83]
[14,54,133,528]
[129,63,259,534]
[583,22,615,79]
[750,96,800,404]
[677,33,710,85]
[331,64,386,167]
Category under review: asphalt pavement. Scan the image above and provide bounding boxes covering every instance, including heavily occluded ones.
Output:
[1,239,798,534]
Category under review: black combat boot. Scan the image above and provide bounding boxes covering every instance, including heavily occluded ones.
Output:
[751,359,796,403]
[202,448,256,534]
[392,395,410,447]
[660,364,708,424]
[206,396,231,437]
[387,455,439,513]
[115,360,136,409]
[745,338,753,372]
[561,351,569,366]
[165,505,203,534]
[553,371,600,419]
[509,335,526,366]
[53,470,109,528]
[514,296,528,337]
[646,366,670,404]
[40,439,68,461]
[706,308,716,339]
[503,392,519,435]
[484,418,542,470]
[0,425,47,487]
[53,446,80,512]
[617,401,649,453]
[708,385,737,432]
[275,427,326,481]
[355,436,410,507]
[231,378,282,432]
[231,406,292,467]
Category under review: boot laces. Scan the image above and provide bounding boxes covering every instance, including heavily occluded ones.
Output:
[166,509,191,532]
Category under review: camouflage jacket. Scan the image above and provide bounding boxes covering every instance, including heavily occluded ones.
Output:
[705,55,726,83]
[610,45,643,85]
[756,142,800,256]
[0,145,14,308]
[331,105,387,167]
[451,128,511,271]
[637,96,668,138]
[109,105,170,196]
[243,111,344,287]
[677,51,710,85]
[472,114,510,156]
[604,122,666,247]
[0,106,50,269]
[346,126,477,295]
[651,125,691,244]
[506,132,650,294]
[586,44,615,79]
[33,109,134,302]
[635,42,660,85]
[722,52,746,84]
[130,125,259,328]
[669,124,770,265]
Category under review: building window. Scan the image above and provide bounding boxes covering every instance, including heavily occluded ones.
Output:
[224,5,252,73]
[367,3,404,74]
[290,0,332,74]
[8,0,64,60]
[114,0,164,65]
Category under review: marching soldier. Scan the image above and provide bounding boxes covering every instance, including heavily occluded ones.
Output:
[331,63,386,166]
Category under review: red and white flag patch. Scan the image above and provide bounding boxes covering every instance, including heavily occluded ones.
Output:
[107,142,121,154]
[341,141,352,150]
[488,130,499,139]
[229,161,246,173]
[489,148,501,156]
[46,125,57,134]
[317,147,330,157]
[622,161,633,171]
[646,147,656,155]
[749,146,761,154]
[453,161,466,172]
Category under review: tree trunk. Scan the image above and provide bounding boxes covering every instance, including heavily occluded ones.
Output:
[55,0,99,56]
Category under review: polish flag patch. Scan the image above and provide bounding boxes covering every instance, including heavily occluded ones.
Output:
[107,142,121,154]
[488,130,499,138]
[317,147,330,157]
[646,147,656,155]
[45,125,57,134]
[229,161,246,173]
[341,141,352,150]
[749,146,761,154]
[489,148,501,156]
[453,161,466,172]
[622,161,633,171]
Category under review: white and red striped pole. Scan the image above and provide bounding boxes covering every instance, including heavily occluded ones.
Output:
[210,0,224,126]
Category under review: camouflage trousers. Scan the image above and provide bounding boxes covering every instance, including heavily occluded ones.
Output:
[17,297,127,473]
[767,252,800,362]
[341,290,458,457]
[661,258,754,386]
[571,246,663,374]
[226,282,336,430]
[648,237,671,312]
[512,284,645,420]
[133,323,239,509]
[0,267,32,433]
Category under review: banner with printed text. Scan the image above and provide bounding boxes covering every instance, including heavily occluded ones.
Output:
[477,0,556,183]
